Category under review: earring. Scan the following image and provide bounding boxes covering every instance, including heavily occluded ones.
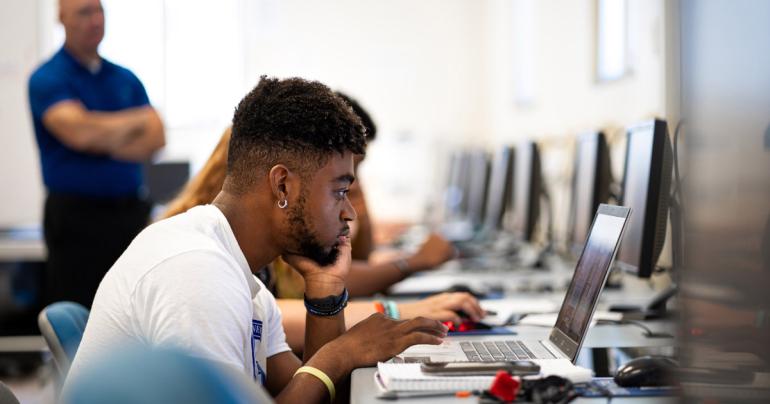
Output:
[277,199,288,209]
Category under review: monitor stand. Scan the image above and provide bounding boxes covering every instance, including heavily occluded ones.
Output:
[609,284,679,320]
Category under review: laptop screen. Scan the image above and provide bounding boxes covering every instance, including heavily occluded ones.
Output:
[553,205,630,346]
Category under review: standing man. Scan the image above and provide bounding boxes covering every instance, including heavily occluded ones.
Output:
[28,0,165,307]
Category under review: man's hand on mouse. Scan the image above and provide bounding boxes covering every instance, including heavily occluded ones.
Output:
[398,292,485,324]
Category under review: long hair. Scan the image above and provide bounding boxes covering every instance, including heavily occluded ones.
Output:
[161,128,231,219]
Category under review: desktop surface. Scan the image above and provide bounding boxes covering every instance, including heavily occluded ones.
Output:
[350,321,678,404]
[351,270,678,403]
[351,319,677,404]
[0,228,46,261]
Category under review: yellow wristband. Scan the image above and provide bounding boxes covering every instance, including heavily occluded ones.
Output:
[294,365,335,402]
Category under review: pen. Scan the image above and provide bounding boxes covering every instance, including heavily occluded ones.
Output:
[379,390,480,400]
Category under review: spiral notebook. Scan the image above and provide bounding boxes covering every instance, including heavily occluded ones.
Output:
[375,362,494,393]
[376,359,592,395]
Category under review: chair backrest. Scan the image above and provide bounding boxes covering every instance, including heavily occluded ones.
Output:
[62,344,273,404]
[37,301,90,376]
[0,381,20,404]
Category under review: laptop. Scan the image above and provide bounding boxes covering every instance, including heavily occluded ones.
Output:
[397,204,631,364]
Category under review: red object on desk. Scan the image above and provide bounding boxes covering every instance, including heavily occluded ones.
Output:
[488,370,521,402]
[442,319,485,332]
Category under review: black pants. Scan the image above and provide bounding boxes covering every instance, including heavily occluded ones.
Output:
[44,193,150,308]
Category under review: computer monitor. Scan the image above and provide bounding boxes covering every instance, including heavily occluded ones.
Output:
[552,204,630,360]
[144,161,191,204]
[443,151,471,221]
[615,119,673,278]
[481,146,514,233]
[464,150,491,228]
[509,141,542,242]
[567,132,612,257]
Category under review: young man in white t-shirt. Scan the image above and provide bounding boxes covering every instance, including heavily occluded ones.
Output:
[65,77,448,403]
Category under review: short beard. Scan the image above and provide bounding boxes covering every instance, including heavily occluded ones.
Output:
[287,193,340,267]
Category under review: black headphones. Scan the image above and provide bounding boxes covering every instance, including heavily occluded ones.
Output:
[522,375,578,404]
[479,375,578,404]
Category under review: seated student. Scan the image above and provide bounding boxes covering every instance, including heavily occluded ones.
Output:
[165,95,462,298]
[162,101,483,353]
[65,77,449,403]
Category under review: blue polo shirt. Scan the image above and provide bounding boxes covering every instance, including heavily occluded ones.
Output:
[28,46,151,198]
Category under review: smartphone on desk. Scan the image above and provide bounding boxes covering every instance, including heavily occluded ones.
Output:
[420,360,541,376]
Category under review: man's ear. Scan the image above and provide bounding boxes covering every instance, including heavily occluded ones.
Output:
[268,164,297,206]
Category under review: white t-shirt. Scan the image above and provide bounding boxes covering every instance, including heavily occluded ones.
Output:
[65,205,291,389]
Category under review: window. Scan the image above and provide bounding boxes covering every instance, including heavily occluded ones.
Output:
[596,0,629,82]
[44,0,250,167]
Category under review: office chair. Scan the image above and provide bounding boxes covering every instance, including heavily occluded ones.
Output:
[37,301,90,377]
[0,381,20,404]
[62,344,273,404]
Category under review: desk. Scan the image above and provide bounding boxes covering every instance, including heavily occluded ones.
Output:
[355,261,678,403]
[351,321,678,403]
[0,228,46,261]
[0,228,47,347]
[0,336,46,353]
[351,366,678,403]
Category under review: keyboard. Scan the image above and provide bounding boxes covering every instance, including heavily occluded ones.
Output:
[460,340,549,361]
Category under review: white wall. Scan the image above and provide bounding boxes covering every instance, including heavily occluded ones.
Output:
[238,0,668,225]
[0,0,45,227]
[0,0,667,228]
[483,0,666,140]
[481,0,667,245]
[242,0,488,222]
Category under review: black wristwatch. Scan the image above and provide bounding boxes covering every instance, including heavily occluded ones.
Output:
[304,288,349,316]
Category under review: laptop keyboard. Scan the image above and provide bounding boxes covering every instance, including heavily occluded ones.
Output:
[460,340,541,361]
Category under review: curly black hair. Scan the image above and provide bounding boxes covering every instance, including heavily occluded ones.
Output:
[226,76,367,194]
[335,92,377,142]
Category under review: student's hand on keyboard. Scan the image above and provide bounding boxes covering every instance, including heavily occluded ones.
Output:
[399,292,485,324]
[325,314,448,369]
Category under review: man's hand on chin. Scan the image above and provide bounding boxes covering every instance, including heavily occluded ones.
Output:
[282,238,351,297]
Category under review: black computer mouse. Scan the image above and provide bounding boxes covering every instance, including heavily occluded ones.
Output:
[614,356,677,387]
[447,284,488,298]
[447,284,474,294]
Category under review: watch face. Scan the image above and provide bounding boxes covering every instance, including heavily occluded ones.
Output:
[309,296,337,309]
